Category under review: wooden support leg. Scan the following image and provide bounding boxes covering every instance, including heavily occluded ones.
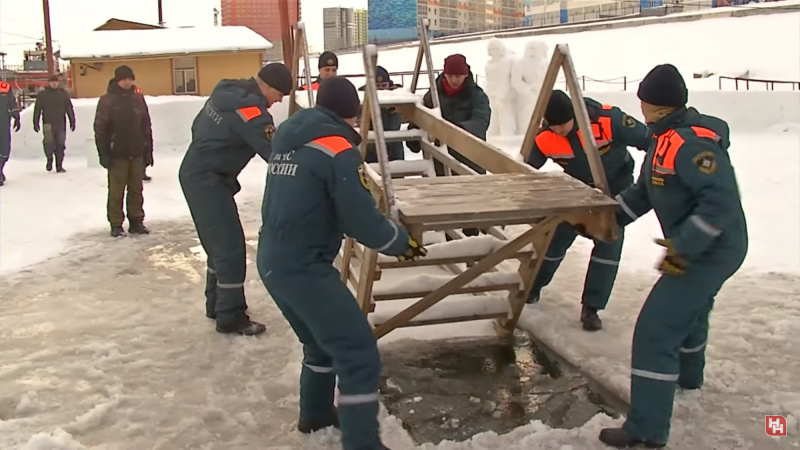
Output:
[340,237,354,284]
[373,224,549,339]
[356,247,379,314]
[496,219,558,337]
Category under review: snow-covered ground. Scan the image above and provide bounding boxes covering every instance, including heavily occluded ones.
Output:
[2,11,800,450]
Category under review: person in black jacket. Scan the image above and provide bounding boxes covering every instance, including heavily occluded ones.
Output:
[406,54,491,176]
[93,65,154,238]
[33,74,76,173]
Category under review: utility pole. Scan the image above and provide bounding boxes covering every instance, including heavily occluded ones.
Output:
[158,0,165,26]
[42,0,55,76]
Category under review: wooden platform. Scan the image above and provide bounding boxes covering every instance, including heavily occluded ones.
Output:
[393,172,618,231]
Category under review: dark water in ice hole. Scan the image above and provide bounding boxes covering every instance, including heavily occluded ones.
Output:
[379,330,621,445]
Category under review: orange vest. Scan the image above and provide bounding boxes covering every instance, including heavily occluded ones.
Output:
[652,126,721,175]
[534,104,614,161]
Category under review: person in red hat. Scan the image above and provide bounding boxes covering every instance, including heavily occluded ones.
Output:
[406,53,490,177]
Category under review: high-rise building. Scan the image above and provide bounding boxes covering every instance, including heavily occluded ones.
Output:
[220,0,301,61]
[416,0,524,36]
[322,7,358,51]
[354,9,368,47]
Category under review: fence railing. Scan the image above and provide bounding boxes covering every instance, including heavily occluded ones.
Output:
[321,70,633,92]
[718,76,800,91]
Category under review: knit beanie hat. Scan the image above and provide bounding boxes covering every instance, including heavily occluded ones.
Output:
[258,63,293,95]
[114,65,135,81]
[318,51,339,69]
[317,76,361,119]
[443,54,469,75]
[376,66,390,84]
[544,90,574,126]
[637,64,688,107]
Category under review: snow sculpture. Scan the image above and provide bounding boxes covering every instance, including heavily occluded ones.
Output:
[511,40,549,134]
[484,38,517,137]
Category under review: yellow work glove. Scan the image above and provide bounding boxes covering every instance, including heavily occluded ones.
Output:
[397,236,428,262]
[655,238,688,276]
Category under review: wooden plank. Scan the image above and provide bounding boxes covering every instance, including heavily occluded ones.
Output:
[374,283,520,301]
[399,105,531,175]
[372,225,542,338]
[377,251,533,269]
[559,44,610,196]
[371,293,510,328]
[519,49,565,162]
[378,313,507,328]
[365,129,427,143]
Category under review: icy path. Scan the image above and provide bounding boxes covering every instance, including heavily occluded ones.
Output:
[519,241,800,450]
[0,208,627,450]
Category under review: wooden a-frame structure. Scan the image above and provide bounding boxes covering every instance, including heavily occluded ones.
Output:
[287,19,619,340]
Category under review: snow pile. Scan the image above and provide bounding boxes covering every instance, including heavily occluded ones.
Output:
[11,95,293,161]
[328,13,800,92]
[59,26,272,60]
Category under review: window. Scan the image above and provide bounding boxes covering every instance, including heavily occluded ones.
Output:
[173,57,197,94]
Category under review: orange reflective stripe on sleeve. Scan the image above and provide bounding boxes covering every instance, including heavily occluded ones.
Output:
[601,104,613,110]
[0,81,9,93]
[535,130,575,159]
[306,135,353,157]
[652,130,686,175]
[236,106,262,122]
[591,116,613,149]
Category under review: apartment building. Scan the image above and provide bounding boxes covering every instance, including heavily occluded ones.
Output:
[418,0,525,35]
[323,7,363,51]
[354,9,369,47]
[220,0,301,60]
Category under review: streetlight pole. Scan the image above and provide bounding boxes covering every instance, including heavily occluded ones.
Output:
[42,0,55,76]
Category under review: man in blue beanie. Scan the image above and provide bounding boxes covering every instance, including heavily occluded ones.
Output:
[598,64,748,448]
[257,76,427,450]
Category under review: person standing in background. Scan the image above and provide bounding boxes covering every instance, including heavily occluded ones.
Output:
[33,74,76,173]
[299,51,338,91]
[93,65,154,238]
[0,80,21,186]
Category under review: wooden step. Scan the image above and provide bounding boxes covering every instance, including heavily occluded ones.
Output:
[368,159,433,178]
[365,129,428,142]
[377,235,535,268]
[370,293,510,328]
[372,271,522,301]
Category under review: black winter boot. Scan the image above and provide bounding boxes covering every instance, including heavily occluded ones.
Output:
[45,157,53,172]
[143,169,152,182]
[55,153,65,172]
[128,221,150,234]
[215,316,266,336]
[598,427,666,448]
[298,407,340,434]
[110,226,126,237]
[0,160,6,186]
[581,305,603,331]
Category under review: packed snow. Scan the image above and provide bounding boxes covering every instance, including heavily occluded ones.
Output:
[2,9,800,450]
[58,26,272,60]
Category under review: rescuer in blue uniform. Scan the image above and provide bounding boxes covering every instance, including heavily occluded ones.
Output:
[257,77,427,450]
[526,90,650,331]
[179,63,293,336]
[598,64,748,448]
[0,80,21,186]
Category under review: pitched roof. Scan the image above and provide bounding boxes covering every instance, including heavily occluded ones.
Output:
[60,26,272,60]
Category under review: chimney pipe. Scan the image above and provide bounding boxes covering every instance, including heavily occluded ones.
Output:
[158,0,164,26]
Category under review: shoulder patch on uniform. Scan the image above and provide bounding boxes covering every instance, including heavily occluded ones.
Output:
[308,135,353,157]
[265,123,276,140]
[236,106,262,122]
[622,114,637,128]
[0,81,9,93]
[357,163,370,191]
[692,151,717,174]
